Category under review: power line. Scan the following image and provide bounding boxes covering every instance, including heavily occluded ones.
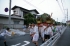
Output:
[56,0,65,15]
[38,0,46,4]
[23,0,45,13]
[29,0,34,2]
[56,0,67,22]
[61,0,64,10]
[61,0,68,21]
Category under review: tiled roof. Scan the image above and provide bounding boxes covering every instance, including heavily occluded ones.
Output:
[12,6,39,14]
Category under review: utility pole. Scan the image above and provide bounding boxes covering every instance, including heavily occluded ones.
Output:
[67,9,68,21]
[9,0,11,28]
[57,18,58,22]
[64,9,68,22]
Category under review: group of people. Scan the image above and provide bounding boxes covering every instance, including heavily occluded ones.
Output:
[28,23,63,46]
[0,24,63,46]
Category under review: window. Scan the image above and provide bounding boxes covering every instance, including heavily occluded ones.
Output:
[14,21,20,24]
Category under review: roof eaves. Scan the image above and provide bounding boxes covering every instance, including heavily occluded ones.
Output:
[0,14,24,20]
[12,6,29,12]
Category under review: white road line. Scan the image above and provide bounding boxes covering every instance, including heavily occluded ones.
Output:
[11,41,30,46]
[21,41,30,46]
[11,45,17,46]
[11,43,21,46]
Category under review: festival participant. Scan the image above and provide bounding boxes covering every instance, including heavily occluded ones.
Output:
[55,25,61,33]
[0,28,14,46]
[38,24,41,39]
[32,24,39,46]
[29,24,34,40]
[58,25,62,34]
[44,24,53,41]
[40,24,45,43]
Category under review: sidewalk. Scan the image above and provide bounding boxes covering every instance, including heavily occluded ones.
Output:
[54,27,70,46]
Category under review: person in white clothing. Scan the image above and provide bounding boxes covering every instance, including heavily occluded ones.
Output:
[55,25,58,32]
[43,25,46,30]
[49,24,53,37]
[29,24,34,40]
[38,25,41,39]
[32,24,39,46]
[58,25,62,34]
[55,25,61,33]
[0,28,14,46]
[40,24,46,42]
[44,24,53,41]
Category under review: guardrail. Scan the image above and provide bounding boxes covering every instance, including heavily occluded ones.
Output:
[40,26,67,46]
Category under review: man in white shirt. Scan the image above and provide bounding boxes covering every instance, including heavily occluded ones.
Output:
[55,25,61,33]
[32,24,39,46]
[40,24,46,42]
[0,28,13,46]
[29,24,34,40]
[58,25,62,34]
[44,24,53,41]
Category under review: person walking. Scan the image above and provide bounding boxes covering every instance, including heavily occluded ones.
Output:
[40,24,46,43]
[44,24,53,42]
[32,24,39,46]
[29,24,34,40]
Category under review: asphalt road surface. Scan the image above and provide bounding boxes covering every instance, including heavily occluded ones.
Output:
[54,27,70,46]
[0,34,42,46]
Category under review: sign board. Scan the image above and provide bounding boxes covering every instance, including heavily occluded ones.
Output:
[4,8,8,12]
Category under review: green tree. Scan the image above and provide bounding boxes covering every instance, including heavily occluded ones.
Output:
[40,13,55,24]
[24,13,36,25]
[41,13,50,22]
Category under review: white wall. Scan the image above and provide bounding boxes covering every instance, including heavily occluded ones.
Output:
[12,19,24,24]
[0,18,24,28]
[67,22,70,25]
[0,18,9,24]
[14,8,20,15]
[20,10,23,18]
[14,8,23,18]
[20,20,24,24]
[0,18,16,24]
[30,11,37,15]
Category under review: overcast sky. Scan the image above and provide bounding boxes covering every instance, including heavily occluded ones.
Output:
[0,0,70,22]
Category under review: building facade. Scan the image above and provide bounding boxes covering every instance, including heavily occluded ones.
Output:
[66,20,70,26]
[0,14,24,29]
[0,6,39,29]
[12,6,39,18]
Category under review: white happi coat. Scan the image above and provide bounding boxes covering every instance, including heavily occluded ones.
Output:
[0,30,11,36]
[44,27,53,36]
[32,26,39,41]
[29,27,33,35]
[40,26,46,38]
